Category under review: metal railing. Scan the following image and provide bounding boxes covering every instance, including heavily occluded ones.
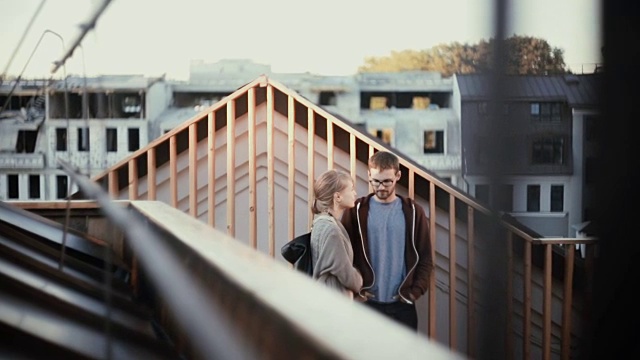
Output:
[57,158,463,360]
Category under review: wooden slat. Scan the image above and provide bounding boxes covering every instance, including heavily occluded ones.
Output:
[226,101,236,237]
[307,108,315,229]
[248,88,257,248]
[543,244,553,360]
[466,207,476,358]
[349,134,356,178]
[288,95,295,241]
[327,119,334,169]
[128,159,138,200]
[147,148,156,200]
[207,112,216,227]
[189,123,198,217]
[561,244,575,360]
[523,240,532,359]
[448,194,456,350]
[267,85,275,256]
[108,170,118,198]
[428,181,436,339]
[169,135,177,208]
[11,200,103,210]
[407,169,414,198]
[368,146,375,194]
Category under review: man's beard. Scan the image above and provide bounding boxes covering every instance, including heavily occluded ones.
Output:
[375,188,392,200]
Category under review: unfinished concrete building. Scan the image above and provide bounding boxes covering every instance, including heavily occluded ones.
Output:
[0,75,151,201]
[0,59,462,201]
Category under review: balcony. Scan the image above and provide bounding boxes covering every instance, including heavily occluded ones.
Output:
[0,152,45,169]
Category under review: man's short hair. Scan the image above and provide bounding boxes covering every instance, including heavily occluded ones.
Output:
[368,151,399,172]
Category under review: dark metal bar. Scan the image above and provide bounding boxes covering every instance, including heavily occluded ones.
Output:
[50,0,114,75]
[477,0,510,358]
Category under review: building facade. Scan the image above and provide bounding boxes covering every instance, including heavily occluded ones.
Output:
[1,60,600,239]
[152,59,463,186]
[454,73,601,237]
[0,75,153,201]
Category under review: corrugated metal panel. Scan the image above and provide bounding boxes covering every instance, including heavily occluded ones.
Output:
[456,73,601,106]
[0,201,179,359]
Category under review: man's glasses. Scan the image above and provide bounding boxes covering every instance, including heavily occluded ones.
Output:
[369,178,395,187]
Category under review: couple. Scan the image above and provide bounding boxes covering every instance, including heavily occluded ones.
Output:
[310,150,434,331]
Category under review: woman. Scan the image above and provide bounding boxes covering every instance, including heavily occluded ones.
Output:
[310,169,363,299]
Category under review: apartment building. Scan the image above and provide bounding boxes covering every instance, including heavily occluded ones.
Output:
[0,75,152,201]
[152,59,463,186]
[454,73,601,237]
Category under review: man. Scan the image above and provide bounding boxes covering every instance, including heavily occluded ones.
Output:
[341,151,433,330]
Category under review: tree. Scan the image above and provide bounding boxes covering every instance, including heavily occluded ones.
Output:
[358,35,567,76]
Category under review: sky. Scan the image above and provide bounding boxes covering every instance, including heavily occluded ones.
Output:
[0,0,603,81]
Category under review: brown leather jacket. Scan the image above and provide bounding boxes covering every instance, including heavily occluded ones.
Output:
[341,194,434,304]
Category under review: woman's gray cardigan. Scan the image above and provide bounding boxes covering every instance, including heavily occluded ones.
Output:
[310,214,363,295]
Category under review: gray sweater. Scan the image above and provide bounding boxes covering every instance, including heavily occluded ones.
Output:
[310,214,363,296]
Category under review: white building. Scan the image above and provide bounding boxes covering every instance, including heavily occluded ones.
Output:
[152,59,463,186]
[2,60,599,239]
[0,75,154,200]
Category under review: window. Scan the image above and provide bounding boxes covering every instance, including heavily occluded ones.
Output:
[475,184,490,205]
[319,91,337,106]
[28,175,40,199]
[369,128,393,145]
[531,102,563,121]
[532,136,564,165]
[550,185,564,212]
[412,96,430,109]
[106,128,118,152]
[527,185,540,212]
[16,130,37,153]
[122,96,141,113]
[57,175,68,199]
[530,103,540,116]
[7,174,19,199]
[423,130,444,154]
[474,184,512,211]
[369,97,388,110]
[128,128,140,151]
[78,128,90,151]
[56,128,67,151]
[496,184,513,212]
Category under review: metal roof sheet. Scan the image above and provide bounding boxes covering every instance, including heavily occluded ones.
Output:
[0,201,179,358]
[456,73,602,107]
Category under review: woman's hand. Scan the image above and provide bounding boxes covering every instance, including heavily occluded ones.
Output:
[346,290,354,300]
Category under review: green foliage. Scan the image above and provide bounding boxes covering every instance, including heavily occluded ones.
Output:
[358,35,567,76]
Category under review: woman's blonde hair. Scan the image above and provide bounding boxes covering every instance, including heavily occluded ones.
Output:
[312,169,353,214]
